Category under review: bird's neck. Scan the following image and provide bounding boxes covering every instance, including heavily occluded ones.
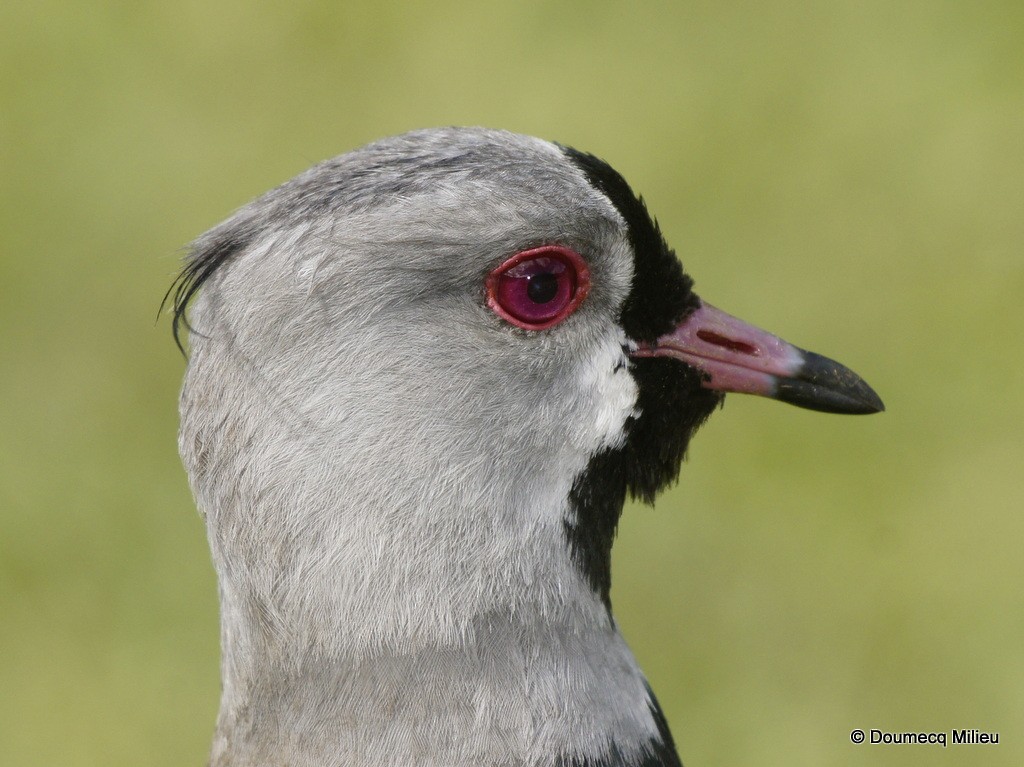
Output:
[210,602,663,767]
[181,323,662,764]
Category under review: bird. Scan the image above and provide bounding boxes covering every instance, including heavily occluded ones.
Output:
[166,127,883,767]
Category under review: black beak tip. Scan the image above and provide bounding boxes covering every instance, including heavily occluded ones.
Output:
[775,350,885,415]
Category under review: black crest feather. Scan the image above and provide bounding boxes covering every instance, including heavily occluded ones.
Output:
[161,231,252,355]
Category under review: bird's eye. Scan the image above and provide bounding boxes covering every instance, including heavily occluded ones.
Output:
[486,246,591,330]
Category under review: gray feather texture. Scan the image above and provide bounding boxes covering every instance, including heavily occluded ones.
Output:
[177,128,670,766]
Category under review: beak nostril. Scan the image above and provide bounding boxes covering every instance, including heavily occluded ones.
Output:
[696,329,758,355]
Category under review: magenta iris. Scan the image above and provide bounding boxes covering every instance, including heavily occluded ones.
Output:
[486,246,590,330]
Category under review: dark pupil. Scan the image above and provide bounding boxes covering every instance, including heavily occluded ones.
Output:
[526,273,559,303]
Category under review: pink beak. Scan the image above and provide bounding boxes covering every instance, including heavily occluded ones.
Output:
[633,302,884,415]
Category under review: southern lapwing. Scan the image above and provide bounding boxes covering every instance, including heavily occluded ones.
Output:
[167,127,883,767]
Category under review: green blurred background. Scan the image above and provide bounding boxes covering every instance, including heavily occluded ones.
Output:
[2,1,1021,765]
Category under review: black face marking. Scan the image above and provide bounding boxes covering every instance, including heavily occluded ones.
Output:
[560,146,719,610]
[163,231,253,355]
[560,146,700,343]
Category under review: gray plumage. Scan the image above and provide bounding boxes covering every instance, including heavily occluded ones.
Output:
[171,127,882,767]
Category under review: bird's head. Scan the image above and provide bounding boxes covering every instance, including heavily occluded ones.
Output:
[169,127,881,654]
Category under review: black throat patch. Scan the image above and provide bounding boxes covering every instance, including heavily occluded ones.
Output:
[560,146,721,609]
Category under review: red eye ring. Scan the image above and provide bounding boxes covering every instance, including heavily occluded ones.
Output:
[485,246,591,330]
